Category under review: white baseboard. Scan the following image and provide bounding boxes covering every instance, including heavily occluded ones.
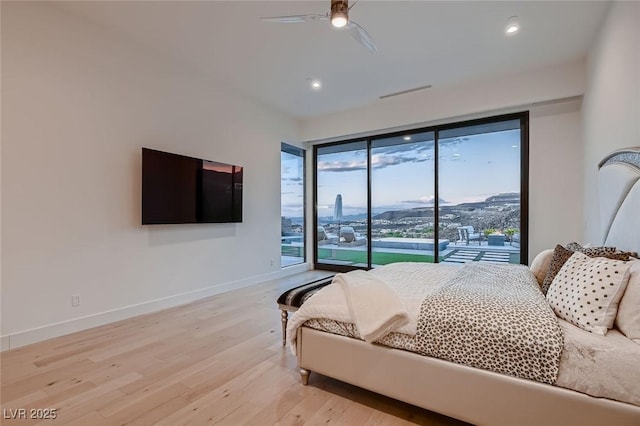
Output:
[1,335,10,351]
[1,262,311,351]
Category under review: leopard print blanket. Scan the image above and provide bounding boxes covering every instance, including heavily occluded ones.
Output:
[415,263,564,384]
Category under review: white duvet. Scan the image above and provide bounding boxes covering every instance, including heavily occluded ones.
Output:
[286,262,458,352]
[286,262,640,407]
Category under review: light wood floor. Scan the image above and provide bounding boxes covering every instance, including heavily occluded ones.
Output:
[1,271,467,425]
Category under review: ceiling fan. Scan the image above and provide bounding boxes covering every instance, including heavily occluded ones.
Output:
[261,0,378,53]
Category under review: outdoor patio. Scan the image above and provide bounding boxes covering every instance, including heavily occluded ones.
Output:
[281,236,520,267]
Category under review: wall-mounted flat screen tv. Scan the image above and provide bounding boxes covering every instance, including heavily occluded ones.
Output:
[142,148,243,224]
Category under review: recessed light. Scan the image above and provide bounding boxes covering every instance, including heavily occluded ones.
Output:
[505,16,520,35]
[453,153,461,157]
[512,145,518,148]
[403,136,412,141]
[310,80,322,90]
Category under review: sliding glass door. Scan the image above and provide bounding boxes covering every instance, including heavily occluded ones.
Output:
[370,131,436,265]
[316,141,369,268]
[438,120,523,264]
[313,113,528,272]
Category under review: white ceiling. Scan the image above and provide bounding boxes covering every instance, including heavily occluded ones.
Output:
[58,1,609,118]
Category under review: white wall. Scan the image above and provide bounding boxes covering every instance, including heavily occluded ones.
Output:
[582,1,640,245]
[301,62,586,264]
[529,100,584,258]
[1,2,303,349]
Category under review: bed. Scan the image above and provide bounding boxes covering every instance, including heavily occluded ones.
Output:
[287,147,640,426]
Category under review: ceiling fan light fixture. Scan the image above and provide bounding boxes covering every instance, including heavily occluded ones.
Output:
[331,12,348,28]
[330,0,349,28]
[261,0,377,53]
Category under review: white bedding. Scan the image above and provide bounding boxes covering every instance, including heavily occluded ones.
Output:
[286,262,640,407]
[286,262,457,350]
[333,270,409,343]
[558,321,640,406]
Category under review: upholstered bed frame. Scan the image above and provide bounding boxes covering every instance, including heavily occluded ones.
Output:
[295,147,640,426]
[598,148,640,251]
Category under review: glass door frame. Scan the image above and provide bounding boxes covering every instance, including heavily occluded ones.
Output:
[281,142,306,267]
[312,140,371,272]
[312,111,529,273]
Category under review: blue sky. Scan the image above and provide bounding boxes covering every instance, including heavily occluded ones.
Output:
[283,129,521,218]
[281,151,305,218]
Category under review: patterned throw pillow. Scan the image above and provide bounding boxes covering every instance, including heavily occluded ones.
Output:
[541,245,574,295]
[547,251,632,335]
[565,242,638,260]
[541,243,638,296]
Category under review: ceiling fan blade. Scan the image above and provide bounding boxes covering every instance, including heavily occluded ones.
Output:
[346,20,378,53]
[261,13,328,24]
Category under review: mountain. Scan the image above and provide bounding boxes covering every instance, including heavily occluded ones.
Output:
[373,207,434,221]
[318,213,368,223]
[456,193,520,209]
[485,193,520,203]
[420,196,448,206]
[373,193,519,220]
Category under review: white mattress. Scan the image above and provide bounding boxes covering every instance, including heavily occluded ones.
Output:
[297,262,640,407]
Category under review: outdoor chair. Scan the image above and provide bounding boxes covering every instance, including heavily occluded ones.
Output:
[317,226,338,245]
[339,226,367,246]
[457,226,483,245]
[317,226,328,242]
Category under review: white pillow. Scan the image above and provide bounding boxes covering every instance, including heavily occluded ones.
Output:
[547,251,632,335]
[615,260,640,343]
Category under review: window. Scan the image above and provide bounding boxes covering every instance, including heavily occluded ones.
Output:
[281,143,305,267]
[316,141,368,268]
[438,119,524,264]
[313,113,528,272]
[371,131,435,265]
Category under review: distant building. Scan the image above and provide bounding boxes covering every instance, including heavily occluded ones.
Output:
[334,194,343,223]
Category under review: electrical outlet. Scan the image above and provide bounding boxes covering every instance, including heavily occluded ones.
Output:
[270,259,275,267]
[71,294,81,307]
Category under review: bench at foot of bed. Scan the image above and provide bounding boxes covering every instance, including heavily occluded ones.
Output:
[276,274,334,346]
